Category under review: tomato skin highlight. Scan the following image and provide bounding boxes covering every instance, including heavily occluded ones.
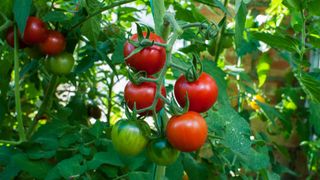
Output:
[123,32,166,75]
[174,72,218,113]
[111,120,150,156]
[46,52,75,75]
[6,27,27,49]
[39,30,66,55]
[146,138,180,166]
[124,80,166,115]
[23,16,48,44]
[166,111,208,152]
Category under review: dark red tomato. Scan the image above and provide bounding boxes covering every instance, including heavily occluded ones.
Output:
[124,80,166,115]
[146,138,180,166]
[87,104,101,119]
[174,72,218,113]
[123,32,166,75]
[166,111,208,152]
[111,119,150,156]
[39,30,66,55]
[23,16,48,44]
[5,27,27,49]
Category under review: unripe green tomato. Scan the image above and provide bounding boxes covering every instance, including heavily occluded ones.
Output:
[46,52,75,75]
[111,120,150,156]
[147,138,180,166]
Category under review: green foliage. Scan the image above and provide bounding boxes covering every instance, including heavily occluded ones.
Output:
[0,0,320,179]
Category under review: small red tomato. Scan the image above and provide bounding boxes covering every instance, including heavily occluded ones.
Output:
[23,16,48,44]
[123,32,166,75]
[166,111,208,152]
[39,30,66,55]
[5,27,27,49]
[124,80,166,115]
[174,72,218,113]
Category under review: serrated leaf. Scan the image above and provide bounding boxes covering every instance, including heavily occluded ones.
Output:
[296,71,320,103]
[43,11,68,22]
[250,31,300,52]
[87,151,124,169]
[12,153,52,179]
[207,107,251,154]
[81,16,100,46]
[111,37,126,64]
[309,102,320,135]
[57,154,86,179]
[13,0,32,34]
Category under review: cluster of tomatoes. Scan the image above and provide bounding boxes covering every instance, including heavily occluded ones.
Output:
[111,32,218,166]
[5,16,74,75]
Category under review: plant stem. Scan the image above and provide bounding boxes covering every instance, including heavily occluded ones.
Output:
[14,25,26,142]
[70,0,136,31]
[0,12,12,32]
[27,75,59,138]
[106,74,115,125]
[170,62,189,73]
[154,165,166,180]
[152,0,166,38]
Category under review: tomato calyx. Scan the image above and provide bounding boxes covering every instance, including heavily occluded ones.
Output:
[168,94,189,116]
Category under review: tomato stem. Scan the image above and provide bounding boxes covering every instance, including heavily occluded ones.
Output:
[14,25,26,142]
[0,12,12,32]
[27,75,59,138]
[154,165,166,180]
[69,0,136,31]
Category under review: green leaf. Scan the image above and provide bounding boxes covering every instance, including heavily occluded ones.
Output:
[81,16,101,46]
[207,107,251,154]
[59,132,80,148]
[43,11,69,22]
[202,60,229,106]
[111,37,126,64]
[296,71,320,103]
[56,154,86,179]
[250,31,300,52]
[12,153,52,179]
[0,0,14,20]
[309,102,320,135]
[166,156,184,180]
[235,2,247,56]
[193,0,228,14]
[240,147,270,171]
[182,153,208,180]
[87,151,124,169]
[257,53,271,87]
[88,121,106,138]
[128,171,152,180]
[13,0,32,34]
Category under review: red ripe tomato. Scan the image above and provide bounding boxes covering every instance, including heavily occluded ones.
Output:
[174,72,218,113]
[23,16,48,44]
[5,27,27,49]
[166,111,208,152]
[123,32,166,75]
[39,30,66,55]
[124,80,166,115]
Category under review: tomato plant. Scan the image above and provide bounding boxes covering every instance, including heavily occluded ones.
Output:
[39,30,66,55]
[166,111,208,152]
[45,52,74,75]
[174,72,218,113]
[22,16,47,44]
[124,80,166,115]
[111,119,150,156]
[5,26,27,48]
[0,0,319,179]
[146,138,180,166]
[124,32,166,75]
